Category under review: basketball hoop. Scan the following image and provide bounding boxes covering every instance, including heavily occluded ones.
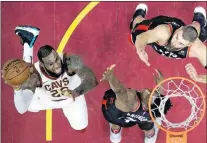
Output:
[148,77,206,143]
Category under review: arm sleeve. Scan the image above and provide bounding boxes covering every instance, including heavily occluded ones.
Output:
[14,89,34,114]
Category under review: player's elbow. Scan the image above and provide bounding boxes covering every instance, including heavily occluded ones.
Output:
[14,101,28,114]
[16,107,27,114]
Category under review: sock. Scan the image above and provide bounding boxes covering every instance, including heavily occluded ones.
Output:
[111,127,121,134]
[23,43,33,64]
[130,9,146,30]
[145,128,155,138]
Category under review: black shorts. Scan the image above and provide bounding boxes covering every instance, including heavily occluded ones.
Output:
[102,89,154,131]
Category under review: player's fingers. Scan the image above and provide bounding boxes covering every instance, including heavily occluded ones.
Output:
[144,52,148,60]
[185,64,195,70]
[188,71,197,76]
[186,67,196,73]
[153,73,157,81]
[187,72,197,80]
[100,76,105,81]
[185,63,193,68]
[185,63,194,69]
[72,94,75,101]
[29,66,34,73]
[185,65,195,71]
[145,60,150,66]
[154,69,162,76]
[110,64,116,70]
[187,72,196,77]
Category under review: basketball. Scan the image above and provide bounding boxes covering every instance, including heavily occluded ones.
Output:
[2,59,30,85]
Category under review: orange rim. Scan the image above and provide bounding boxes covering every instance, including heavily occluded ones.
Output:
[148,76,206,134]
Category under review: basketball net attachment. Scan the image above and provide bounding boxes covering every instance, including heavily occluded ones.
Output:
[149,77,206,143]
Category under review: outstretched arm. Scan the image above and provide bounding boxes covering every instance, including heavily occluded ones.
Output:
[100,65,128,102]
[135,25,170,51]
[135,25,170,66]
[187,40,207,83]
[153,69,165,94]
[63,54,98,97]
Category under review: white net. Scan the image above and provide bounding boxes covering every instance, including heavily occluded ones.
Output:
[151,78,205,131]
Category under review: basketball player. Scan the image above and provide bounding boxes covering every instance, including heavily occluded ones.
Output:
[130,3,207,83]
[100,65,172,143]
[3,25,98,131]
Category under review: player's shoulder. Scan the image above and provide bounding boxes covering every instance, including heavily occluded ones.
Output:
[154,24,171,33]
[58,52,64,60]
[147,24,171,40]
[34,61,40,67]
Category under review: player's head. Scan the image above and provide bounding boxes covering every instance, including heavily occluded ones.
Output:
[37,45,63,77]
[64,54,83,75]
[170,26,198,50]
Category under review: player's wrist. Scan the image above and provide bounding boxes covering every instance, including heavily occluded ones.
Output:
[196,75,207,83]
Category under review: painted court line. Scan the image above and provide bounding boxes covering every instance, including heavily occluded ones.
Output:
[46,1,100,141]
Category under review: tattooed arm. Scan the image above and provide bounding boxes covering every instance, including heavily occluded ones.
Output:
[153,69,164,94]
[72,65,98,96]
[100,65,128,102]
[63,54,98,97]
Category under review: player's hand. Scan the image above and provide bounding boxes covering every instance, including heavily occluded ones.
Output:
[185,63,199,82]
[136,49,150,66]
[100,64,116,81]
[153,69,164,85]
[61,89,76,101]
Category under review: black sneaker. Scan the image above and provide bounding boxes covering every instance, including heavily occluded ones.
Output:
[15,26,40,47]
[130,3,148,30]
[135,3,148,18]
[199,24,207,42]
[192,7,206,42]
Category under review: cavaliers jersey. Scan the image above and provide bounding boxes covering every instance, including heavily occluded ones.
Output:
[131,16,190,59]
[34,53,82,102]
[102,89,151,127]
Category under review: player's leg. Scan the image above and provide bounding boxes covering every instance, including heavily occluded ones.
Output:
[138,118,162,143]
[110,123,122,143]
[192,6,206,42]
[62,95,88,130]
[15,26,40,63]
[130,3,148,31]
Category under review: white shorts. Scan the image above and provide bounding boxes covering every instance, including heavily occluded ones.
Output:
[24,88,88,130]
[62,95,88,130]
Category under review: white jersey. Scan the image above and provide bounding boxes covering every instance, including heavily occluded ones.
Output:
[14,53,84,113]
[31,53,83,109]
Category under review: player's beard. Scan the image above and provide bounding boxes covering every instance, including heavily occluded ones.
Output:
[44,62,64,78]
